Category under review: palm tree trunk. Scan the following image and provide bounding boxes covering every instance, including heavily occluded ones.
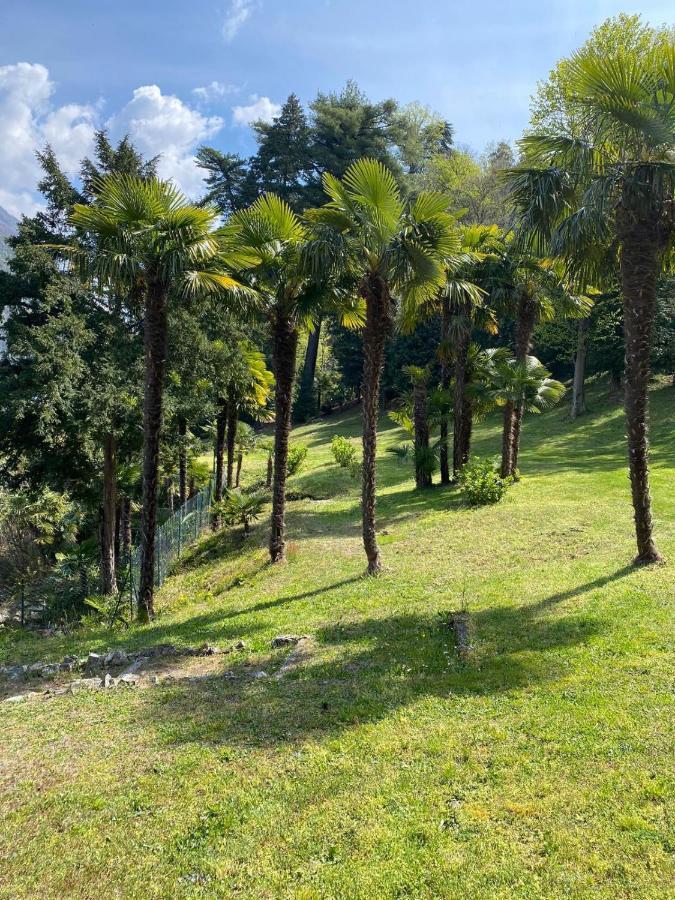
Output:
[439,297,451,484]
[213,401,226,530]
[361,278,389,574]
[226,389,237,488]
[618,207,663,564]
[571,318,590,418]
[266,454,273,488]
[269,310,298,563]
[412,379,431,489]
[178,416,187,506]
[138,280,168,622]
[452,305,472,476]
[100,432,117,595]
[507,294,537,477]
[235,453,243,487]
[294,317,322,422]
[501,400,515,478]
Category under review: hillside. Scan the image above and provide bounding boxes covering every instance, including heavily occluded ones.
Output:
[1,379,673,898]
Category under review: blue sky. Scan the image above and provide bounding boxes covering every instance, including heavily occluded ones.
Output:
[0,0,672,216]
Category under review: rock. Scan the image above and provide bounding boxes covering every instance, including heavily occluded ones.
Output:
[39,664,60,678]
[104,649,128,667]
[118,673,140,687]
[4,692,38,703]
[150,675,161,685]
[197,643,220,656]
[234,640,246,650]
[252,670,268,680]
[121,657,147,676]
[103,673,116,689]
[271,635,307,648]
[274,637,313,680]
[60,655,79,673]
[69,677,102,693]
[6,665,26,681]
[85,652,103,671]
[28,662,45,675]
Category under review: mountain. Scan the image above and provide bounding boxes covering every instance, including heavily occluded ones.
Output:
[0,205,18,271]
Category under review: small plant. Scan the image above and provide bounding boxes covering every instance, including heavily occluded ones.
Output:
[286,444,308,476]
[331,434,358,468]
[458,457,510,506]
[214,490,268,536]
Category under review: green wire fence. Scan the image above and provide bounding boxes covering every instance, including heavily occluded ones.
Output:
[128,477,215,617]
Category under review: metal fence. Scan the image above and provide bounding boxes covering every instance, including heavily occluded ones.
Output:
[128,477,215,616]
[4,479,216,627]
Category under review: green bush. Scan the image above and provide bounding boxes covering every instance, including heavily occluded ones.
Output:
[286,444,308,476]
[331,434,358,468]
[458,457,510,506]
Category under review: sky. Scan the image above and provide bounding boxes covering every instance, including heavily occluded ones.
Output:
[0,0,672,217]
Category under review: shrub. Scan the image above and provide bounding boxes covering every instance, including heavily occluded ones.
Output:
[286,444,308,476]
[213,489,268,536]
[458,457,510,506]
[331,434,358,468]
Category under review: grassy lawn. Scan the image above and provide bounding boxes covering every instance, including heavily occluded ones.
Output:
[1,379,673,899]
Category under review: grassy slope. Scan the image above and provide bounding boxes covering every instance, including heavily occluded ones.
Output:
[1,380,673,899]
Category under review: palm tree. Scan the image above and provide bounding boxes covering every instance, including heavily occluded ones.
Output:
[234,421,257,487]
[305,159,456,572]
[70,175,250,619]
[490,353,566,469]
[403,365,433,489]
[220,194,345,563]
[507,36,674,562]
[482,245,589,477]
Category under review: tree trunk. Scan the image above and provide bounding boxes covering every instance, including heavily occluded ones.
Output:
[269,310,299,563]
[138,280,168,621]
[500,400,515,479]
[226,389,237,488]
[178,416,187,506]
[412,378,431,489]
[294,316,322,422]
[361,277,390,574]
[439,297,451,484]
[236,453,243,487]
[452,303,472,476]
[266,454,273,488]
[121,495,132,565]
[571,318,590,418]
[507,294,537,477]
[617,203,664,564]
[100,433,118,595]
[213,401,226,530]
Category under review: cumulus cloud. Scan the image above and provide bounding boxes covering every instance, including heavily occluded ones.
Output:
[222,0,255,42]
[0,66,230,214]
[192,81,238,103]
[232,95,280,126]
[106,85,223,197]
[0,62,96,217]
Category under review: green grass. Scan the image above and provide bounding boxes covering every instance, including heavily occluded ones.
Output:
[1,379,674,899]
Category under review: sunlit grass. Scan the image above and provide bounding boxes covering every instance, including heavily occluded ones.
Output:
[1,378,673,898]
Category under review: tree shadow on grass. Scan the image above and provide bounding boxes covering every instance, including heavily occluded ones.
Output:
[141,601,602,750]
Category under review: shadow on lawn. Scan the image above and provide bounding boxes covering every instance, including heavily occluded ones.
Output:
[141,599,603,750]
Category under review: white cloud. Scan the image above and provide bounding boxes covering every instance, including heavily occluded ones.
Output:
[0,62,95,217]
[107,85,223,198]
[192,81,238,103]
[232,95,280,126]
[0,67,228,215]
[222,0,255,42]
